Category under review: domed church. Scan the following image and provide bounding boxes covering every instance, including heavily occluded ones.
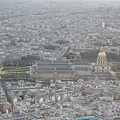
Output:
[94,46,111,72]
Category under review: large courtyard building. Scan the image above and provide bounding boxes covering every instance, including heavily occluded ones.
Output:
[31,60,76,80]
[31,46,112,81]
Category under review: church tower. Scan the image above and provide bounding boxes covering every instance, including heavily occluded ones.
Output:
[94,46,111,72]
[97,46,107,65]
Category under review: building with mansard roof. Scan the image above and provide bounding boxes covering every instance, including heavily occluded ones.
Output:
[32,60,76,80]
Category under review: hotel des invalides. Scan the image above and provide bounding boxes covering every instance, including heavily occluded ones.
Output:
[31,45,113,81]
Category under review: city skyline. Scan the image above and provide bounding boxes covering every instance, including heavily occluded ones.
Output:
[0,0,120,119]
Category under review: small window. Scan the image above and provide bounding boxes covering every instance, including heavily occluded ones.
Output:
[102,67,104,69]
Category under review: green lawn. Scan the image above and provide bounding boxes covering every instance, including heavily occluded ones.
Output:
[2,67,15,71]
[1,67,30,79]
[0,73,30,79]
[2,67,29,72]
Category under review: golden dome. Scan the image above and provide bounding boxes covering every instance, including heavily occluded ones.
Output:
[98,52,106,57]
[98,46,106,57]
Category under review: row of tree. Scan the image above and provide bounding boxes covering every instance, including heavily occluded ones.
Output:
[80,50,120,62]
[3,55,40,67]
[64,50,120,62]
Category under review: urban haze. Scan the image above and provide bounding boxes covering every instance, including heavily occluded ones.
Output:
[0,0,120,120]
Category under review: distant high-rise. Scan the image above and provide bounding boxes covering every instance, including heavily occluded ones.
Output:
[102,22,106,29]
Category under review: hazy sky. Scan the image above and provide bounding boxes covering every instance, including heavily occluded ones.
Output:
[31,0,120,1]
[17,0,120,1]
